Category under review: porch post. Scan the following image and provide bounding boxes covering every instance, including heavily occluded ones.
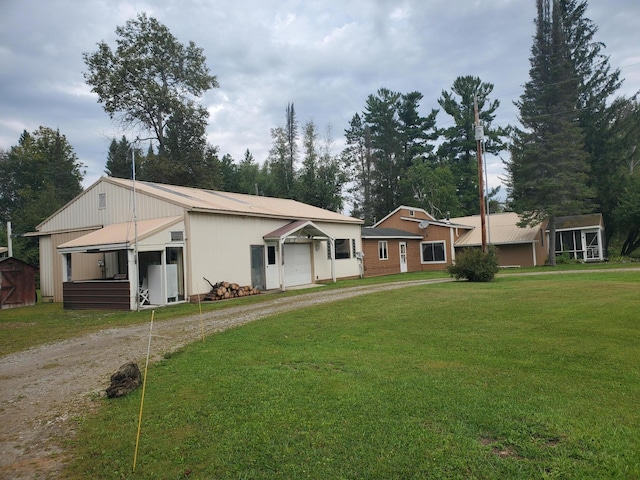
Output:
[597,228,604,261]
[128,248,138,311]
[279,238,285,292]
[330,238,336,283]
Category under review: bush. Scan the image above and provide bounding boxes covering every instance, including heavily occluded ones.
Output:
[447,247,499,282]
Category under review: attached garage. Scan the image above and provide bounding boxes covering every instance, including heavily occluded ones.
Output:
[283,243,312,287]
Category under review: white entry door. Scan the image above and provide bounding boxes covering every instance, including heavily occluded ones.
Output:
[399,242,407,273]
[265,244,280,290]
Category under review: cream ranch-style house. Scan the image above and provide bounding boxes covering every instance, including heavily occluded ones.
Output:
[32,177,363,310]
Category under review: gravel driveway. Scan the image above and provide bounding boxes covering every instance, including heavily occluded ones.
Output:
[0,278,453,479]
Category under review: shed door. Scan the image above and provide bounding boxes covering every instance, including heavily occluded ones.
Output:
[283,244,312,287]
[0,267,25,307]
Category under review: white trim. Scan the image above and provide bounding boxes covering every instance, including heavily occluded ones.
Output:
[378,240,389,260]
[420,241,447,264]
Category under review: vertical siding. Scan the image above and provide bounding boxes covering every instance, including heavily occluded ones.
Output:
[41,230,101,302]
[187,213,362,294]
[38,179,184,233]
[188,213,271,293]
[312,222,361,281]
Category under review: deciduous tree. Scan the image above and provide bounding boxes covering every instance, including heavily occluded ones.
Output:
[0,128,84,265]
[83,13,218,156]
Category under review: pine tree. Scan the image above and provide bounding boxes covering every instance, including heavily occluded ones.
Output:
[558,0,622,254]
[507,0,593,265]
[438,76,508,215]
[343,114,375,223]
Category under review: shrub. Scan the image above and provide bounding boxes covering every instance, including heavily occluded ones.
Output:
[447,247,499,282]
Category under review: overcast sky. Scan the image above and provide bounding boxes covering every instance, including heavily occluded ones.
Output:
[2,1,639,204]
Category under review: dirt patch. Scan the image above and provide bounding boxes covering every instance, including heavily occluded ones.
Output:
[0,278,452,479]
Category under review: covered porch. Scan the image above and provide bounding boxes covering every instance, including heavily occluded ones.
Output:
[552,214,605,262]
[261,220,336,291]
[57,216,186,310]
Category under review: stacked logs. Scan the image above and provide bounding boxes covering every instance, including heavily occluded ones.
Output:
[203,279,261,301]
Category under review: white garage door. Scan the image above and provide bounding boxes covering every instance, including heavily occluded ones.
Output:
[283,244,312,287]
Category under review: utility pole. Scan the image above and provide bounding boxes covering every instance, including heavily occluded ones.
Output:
[7,221,12,257]
[474,95,488,253]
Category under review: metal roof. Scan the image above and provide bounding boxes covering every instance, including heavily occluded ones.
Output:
[57,216,183,252]
[451,212,541,246]
[106,177,363,224]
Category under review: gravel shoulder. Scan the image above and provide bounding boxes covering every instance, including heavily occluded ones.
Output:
[0,278,453,479]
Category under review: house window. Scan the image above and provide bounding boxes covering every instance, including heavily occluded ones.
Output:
[421,241,446,263]
[379,241,389,260]
[352,239,357,257]
[267,246,276,265]
[98,193,106,210]
[334,239,351,259]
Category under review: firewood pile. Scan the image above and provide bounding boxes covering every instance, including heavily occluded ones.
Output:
[203,278,261,301]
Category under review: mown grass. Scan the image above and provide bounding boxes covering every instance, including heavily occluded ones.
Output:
[1,264,634,357]
[0,271,449,356]
[64,270,640,479]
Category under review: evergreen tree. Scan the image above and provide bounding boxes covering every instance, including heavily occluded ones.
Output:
[343,113,375,223]
[218,154,240,192]
[438,76,508,215]
[285,102,298,188]
[297,122,346,211]
[397,91,439,206]
[507,0,594,265]
[138,105,222,189]
[264,126,292,198]
[363,88,438,220]
[557,0,622,254]
[364,88,402,219]
[236,149,261,195]
[105,135,142,179]
[605,97,640,255]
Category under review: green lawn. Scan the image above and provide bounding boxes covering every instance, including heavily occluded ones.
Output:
[0,271,451,356]
[63,270,640,479]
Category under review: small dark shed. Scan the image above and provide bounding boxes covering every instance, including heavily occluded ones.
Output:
[0,257,38,309]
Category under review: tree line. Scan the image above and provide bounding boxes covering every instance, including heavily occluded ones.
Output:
[1,3,639,267]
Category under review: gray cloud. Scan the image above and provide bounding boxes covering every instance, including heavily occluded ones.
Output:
[1,0,639,196]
